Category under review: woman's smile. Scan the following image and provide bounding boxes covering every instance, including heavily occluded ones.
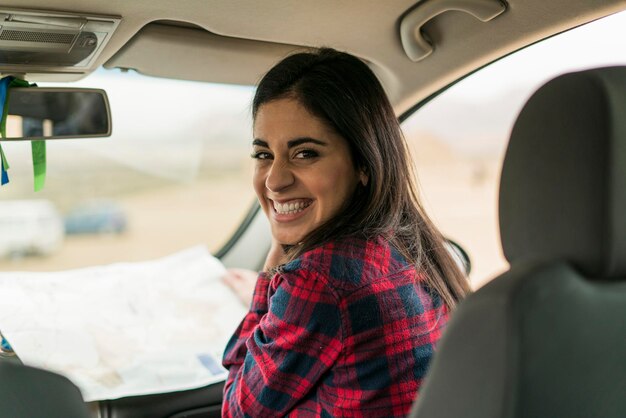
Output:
[270,198,314,222]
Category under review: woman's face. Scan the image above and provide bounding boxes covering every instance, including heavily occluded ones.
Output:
[252,98,364,245]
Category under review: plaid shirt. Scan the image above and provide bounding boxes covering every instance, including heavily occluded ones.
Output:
[222,235,448,417]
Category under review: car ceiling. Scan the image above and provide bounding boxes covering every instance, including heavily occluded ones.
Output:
[4,0,626,114]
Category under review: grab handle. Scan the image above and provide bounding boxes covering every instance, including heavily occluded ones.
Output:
[400,0,507,62]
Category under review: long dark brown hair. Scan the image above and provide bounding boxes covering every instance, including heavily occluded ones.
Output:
[253,48,470,308]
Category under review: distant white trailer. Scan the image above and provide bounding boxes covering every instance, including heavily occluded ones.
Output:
[0,200,64,258]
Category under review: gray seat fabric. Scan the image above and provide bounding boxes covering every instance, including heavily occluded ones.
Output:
[0,361,91,417]
[410,67,626,418]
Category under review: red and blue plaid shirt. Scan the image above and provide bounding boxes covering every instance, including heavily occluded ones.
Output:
[222,235,449,417]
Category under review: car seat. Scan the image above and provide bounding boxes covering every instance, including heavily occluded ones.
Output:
[409,66,626,418]
[0,361,91,417]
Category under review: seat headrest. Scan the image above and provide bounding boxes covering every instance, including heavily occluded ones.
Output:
[499,66,626,279]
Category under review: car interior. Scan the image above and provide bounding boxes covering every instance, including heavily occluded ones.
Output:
[0,0,625,417]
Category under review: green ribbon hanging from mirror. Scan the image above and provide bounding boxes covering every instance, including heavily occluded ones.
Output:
[0,76,46,191]
[31,141,46,191]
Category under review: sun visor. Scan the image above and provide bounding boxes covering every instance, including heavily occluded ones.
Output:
[104,23,297,86]
[0,8,120,76]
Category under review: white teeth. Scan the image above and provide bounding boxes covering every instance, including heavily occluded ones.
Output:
[273,200,310,214]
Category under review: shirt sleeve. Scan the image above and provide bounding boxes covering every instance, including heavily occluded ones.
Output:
[222,272,271,374]
[222,268,343,417]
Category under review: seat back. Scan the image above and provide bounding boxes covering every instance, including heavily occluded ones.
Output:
[409,67,626,418]
[0,361,91,417]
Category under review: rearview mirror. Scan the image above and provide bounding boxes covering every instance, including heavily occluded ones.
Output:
[1,88,111,140]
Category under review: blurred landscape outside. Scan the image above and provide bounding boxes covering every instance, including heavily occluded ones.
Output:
[0,11,625,289]
[0,74,257,272]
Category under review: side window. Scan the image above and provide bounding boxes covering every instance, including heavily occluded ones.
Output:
[402,10,626,288]
[0,70,256,272]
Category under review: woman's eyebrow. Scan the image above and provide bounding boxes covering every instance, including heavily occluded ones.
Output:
[287,137,327,148]
[252,137,327,148]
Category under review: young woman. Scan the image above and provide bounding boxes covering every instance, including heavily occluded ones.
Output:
[221,48,469,417]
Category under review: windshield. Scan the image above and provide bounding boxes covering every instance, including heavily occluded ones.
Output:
[0,70,256,272]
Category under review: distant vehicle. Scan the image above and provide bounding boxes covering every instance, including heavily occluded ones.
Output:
[64,200,127,235]
[0,200,64,258]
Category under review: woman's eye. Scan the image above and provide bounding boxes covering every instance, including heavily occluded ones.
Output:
[251,151,272,160]
[294,150,319,159]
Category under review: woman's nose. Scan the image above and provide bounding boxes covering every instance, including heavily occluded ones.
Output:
[265,160,295,192]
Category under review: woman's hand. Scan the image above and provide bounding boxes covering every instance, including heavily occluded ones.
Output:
[223,241,288,306]
[263,239,288,272]
[222,268,259,307]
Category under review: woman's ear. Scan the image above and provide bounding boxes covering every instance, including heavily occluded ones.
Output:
[359,169,369,186]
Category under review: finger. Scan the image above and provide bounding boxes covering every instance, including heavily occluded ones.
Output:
[229,268,259,282]
[222,271,242,288]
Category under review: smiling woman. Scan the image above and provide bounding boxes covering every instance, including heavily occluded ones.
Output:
[221,48,470,417]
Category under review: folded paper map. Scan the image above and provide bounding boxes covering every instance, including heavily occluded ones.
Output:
[0,246,247,401]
